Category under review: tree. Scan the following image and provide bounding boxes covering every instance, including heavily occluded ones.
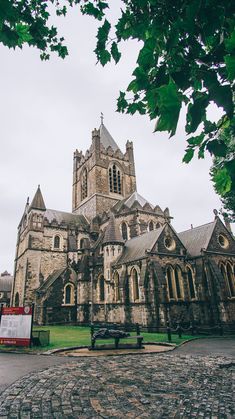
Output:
[211,121,235,220]
[1,0,235,202]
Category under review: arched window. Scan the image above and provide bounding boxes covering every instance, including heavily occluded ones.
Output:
[54,235,61,249]
[156,222,161,229]
[114,271,120,302]
[81,168,88,200]
[220,262,235,297]
[121,222,128,240]
[131,268,140,301]
[187,266,196,299]
[15,292,19,307]
[149,221,154,231]
[64,283,75,305]
[166,266,175,299]
[99,276,105,302]
[227,262,235,297]
[109,164,122,194]
[175,267,183,299]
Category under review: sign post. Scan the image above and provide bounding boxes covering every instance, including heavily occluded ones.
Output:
[0,306,33,347]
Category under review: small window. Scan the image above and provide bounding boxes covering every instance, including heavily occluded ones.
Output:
[15,292,19,307]
[156,222,161,229]
[218,234,229,249]
[64,283,75,305]
[121,222,128,240]
[164,236,176,251]
[175,267,182,299]
[187,266,196,299]
[109,164,122,194]
[99,276,105,302]
[132,268,140,301]
[81,168,88,201]
[166,267,174,299]
[149,221,154,231]
[114,271,120,302]
[227,262,235,297]
[54,235,61,249]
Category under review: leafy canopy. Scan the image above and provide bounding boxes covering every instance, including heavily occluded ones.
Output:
[1,0,235,206]
[211,120,235,220]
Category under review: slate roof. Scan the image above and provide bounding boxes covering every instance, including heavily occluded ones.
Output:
[30,185,46,211]
[45,209,89,229]
[116,227,164,264]
[37,268,66,292]
[113,191,154,213]
[178,220,216,257]
[0,273,13,292]
[99,123,120,151]
[103,214,124,245]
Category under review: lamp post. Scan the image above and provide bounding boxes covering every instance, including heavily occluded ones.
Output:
[90,266,94,326]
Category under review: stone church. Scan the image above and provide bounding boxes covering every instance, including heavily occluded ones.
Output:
[11,122,235,328]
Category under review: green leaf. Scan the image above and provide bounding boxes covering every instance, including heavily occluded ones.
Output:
[111,41,121,64]
[186,94,209,134]
[117,91,128,113]
[225,30,235,53]
[187,134,204,146]
[154,79,182,136]
[207,140,228,157]
[224,55,235,81]
[213,168,232,195]
[183,148,194,163]
[98,49,111,66]
[137,37,155,69]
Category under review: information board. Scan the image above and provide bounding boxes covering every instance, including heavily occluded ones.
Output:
[0,306,33,346]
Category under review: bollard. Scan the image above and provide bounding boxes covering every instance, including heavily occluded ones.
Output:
[190,321,194,336]
[177,321,182,339]
[167,321,172,342]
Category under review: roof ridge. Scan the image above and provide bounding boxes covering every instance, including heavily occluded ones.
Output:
[179,220,216,234]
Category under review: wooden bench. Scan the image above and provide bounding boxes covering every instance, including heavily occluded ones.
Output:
[90,323,144,350]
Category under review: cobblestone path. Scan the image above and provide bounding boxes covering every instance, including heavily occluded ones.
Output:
[0,353,234,419]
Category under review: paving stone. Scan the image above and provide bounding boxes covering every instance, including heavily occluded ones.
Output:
[0,353,234,418]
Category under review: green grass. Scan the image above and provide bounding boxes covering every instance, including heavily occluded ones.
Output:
[0,325,200,353]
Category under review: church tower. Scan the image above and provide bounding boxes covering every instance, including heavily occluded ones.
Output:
[72,121,136,219]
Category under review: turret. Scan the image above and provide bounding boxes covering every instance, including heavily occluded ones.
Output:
[102,213,124,280]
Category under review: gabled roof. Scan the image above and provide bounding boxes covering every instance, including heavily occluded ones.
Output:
[37,268,66,292]
[30,185,46,211]
[113,191,154,213]
[178,220,216,257]
[99,123,120,151]
[45,209,89,229]
[103,214,124,246]
[117,226,164,264]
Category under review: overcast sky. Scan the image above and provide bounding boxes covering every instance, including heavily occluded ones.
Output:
[1,2,230,273]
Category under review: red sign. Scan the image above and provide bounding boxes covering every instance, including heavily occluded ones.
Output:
[0,306,33,347]
[1,307,32,316]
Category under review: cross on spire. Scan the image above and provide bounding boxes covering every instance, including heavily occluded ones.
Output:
[100,112,104,125]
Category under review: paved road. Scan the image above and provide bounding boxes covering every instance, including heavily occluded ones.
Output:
[0,353,70,394]
[0,339,234,418]
[175,337,235,357]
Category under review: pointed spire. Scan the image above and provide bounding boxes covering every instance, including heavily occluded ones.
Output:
[99,123,120,152]
[30,185,46,211]
[102,213,124,246]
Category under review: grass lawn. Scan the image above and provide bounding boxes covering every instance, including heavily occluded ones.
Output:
[0,325,200,353]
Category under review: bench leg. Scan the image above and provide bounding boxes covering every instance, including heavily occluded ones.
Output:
[91,339,95,350]
[138,338,143,349]
[115,338,119,349]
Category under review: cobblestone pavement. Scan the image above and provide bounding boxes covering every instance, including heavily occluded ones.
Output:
[0,353,234,418]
